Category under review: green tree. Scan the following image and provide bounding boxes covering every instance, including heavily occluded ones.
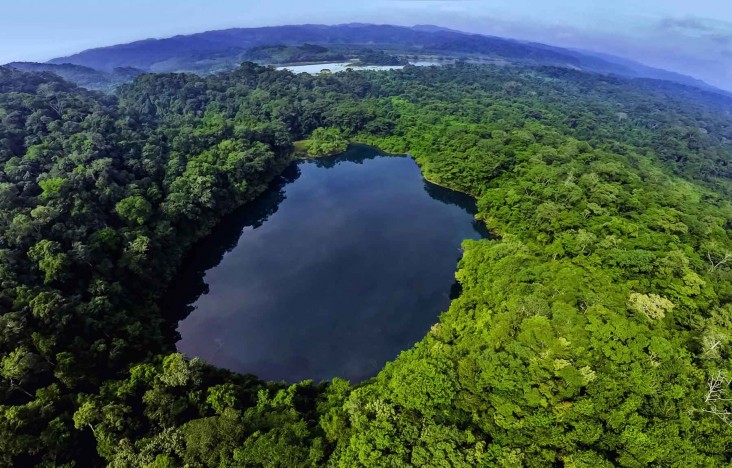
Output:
[115,195,153,226]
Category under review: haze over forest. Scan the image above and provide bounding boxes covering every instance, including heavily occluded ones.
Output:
[2,0,731,90]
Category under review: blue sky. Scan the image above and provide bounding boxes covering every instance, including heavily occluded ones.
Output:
[2,0,731,89]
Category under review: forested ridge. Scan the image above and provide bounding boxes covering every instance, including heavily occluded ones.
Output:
[44,23,716,94]
[1,61,732,466]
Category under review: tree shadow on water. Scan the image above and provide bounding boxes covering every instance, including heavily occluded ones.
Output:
[159,163,302,342]
[310,143,404,168]
[423,180,491,239]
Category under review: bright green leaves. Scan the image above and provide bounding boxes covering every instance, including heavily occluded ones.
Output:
[206,383,237,415]
[230,383,326,467]
[307,127,348,157]
[1,347,41,385]
[159,353,192,388]
[627,293,675,320]
[27,239,67,284]
[387,355,458,415]
[38,177,68,199]
[121,235,150,274]
[29,290,64,323]
[72,399,99,432]
[115,195,152,226]
[73,396,134,459]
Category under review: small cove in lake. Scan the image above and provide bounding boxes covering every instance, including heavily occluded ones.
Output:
[168,145,488,382]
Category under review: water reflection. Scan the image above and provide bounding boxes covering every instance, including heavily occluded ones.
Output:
[163,165,302,329]
[310,144,390,169]
[165,145,487,382]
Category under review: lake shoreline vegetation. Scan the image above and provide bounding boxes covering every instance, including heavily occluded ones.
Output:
[299,139,480,205]
[171,145,485,383]
[1,61,732,466]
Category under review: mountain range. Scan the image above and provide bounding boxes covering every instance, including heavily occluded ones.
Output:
[3,23,723,94]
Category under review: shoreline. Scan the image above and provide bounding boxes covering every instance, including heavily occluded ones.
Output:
[299,141,492,235]
[301,140,480,198]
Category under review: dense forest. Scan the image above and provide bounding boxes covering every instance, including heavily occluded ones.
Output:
[4,63,145,92]
[1,61,732,466]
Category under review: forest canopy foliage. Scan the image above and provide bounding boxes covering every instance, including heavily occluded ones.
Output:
[306,127,349,157]
[1,61,732,466]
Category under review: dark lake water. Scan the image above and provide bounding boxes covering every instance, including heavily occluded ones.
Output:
[170,145,487,382]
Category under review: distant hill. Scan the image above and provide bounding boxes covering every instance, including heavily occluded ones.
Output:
[43,23,723,94]
[46,24,598,72]
[5,62,144,90]
[565,49,723,94]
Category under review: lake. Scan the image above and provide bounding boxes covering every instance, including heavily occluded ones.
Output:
[277,61,440,74]
[170,145,487,382]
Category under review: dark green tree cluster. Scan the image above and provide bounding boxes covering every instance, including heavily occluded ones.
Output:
[245,44,346,64]
[0,65,300,465]
[354,49,406,66]
[1,61,732,466]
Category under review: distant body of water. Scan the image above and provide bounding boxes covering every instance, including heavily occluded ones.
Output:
[169,145,487,382]
[278,61,440,74]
